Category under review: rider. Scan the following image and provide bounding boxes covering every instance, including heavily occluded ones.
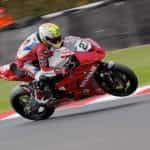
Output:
[14,22,105,102]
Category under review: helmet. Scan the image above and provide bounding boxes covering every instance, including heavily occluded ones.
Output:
[38,23,62,49]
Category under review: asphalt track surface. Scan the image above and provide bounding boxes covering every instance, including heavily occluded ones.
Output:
[0,94,150,150]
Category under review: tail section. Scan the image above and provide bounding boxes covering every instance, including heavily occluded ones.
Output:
[0,64,18,80]
[0,63,32,82]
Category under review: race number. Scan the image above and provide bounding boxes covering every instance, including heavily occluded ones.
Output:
[75,40,91,51]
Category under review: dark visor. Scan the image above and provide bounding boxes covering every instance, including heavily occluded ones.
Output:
[45,36,61,44]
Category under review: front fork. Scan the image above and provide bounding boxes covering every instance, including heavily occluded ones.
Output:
[30,81,53,105]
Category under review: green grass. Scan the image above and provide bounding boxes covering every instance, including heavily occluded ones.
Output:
[1,0,96,19]
[0,80,19,113]
[0,44,150,113]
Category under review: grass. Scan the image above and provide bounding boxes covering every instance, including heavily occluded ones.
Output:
[0,80,19,113]
[1,0,96,19]
[0,44,150,113]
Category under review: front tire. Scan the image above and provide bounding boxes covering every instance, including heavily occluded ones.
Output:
[94,62,138,96]
[10,84,55,120]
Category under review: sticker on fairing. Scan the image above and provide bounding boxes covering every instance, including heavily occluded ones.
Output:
[74,40,91,51]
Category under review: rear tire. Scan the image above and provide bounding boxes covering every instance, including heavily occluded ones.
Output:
[95,62,138,96]
[10,84,55,120]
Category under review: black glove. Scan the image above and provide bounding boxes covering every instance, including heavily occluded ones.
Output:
[38,74,63,91]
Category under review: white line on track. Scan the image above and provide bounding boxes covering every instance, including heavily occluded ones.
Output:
[42,0,106,19]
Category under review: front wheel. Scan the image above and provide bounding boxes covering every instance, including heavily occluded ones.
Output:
[94,62,138,96]
[10,84,55,120]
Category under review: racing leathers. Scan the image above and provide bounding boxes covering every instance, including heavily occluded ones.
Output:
[15,32,104,82]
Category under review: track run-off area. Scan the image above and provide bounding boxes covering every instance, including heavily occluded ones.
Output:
[0,85,150,149]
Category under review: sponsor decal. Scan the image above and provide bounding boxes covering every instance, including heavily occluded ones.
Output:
[39,58,47,64]
[80,65,97,88]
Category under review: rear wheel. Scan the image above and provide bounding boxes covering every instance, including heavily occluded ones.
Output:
[10,85,55,120]
[94,62,138,96]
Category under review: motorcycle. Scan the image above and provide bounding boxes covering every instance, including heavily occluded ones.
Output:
[0,46,138,120]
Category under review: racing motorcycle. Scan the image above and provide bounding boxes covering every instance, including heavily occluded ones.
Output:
[0,46,138,120]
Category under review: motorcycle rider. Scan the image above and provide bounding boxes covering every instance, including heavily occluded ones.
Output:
[13,22,105,109]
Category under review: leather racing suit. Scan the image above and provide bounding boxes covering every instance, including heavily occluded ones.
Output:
[15,32,105,80]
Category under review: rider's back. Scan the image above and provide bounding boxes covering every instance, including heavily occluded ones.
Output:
[16,32,40,59]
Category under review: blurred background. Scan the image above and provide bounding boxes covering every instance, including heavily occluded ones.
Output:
[0,0,150,64]
[0,0,97,19]
[0,0,150,65]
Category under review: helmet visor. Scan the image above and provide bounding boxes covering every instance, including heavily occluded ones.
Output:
[45,36,62,44]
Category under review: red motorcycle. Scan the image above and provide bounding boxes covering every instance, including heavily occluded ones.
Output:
[0,46,138,120]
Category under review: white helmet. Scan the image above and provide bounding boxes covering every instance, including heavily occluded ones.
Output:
[38,23,62,48]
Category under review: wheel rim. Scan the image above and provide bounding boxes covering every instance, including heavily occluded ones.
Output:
[16,94,49,120]
[98,70,134,95]
[18,95,30,106]
[110,71,131,92]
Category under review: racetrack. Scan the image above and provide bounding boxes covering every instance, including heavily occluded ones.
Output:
[0,94,150,150]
